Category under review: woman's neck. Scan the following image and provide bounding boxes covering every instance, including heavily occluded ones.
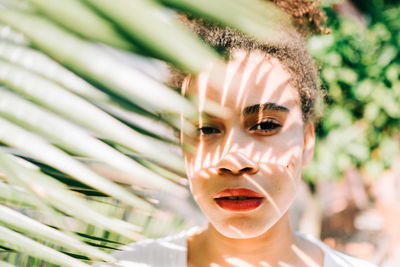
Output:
[188,212,324,267]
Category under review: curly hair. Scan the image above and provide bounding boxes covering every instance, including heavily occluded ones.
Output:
[271,0,330,35]
[169,0,329,122]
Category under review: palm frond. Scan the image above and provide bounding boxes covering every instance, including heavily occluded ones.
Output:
[0,182,38,208]
[0,260,18,267]
[0,205,116,262]
[0,226,91,267]
[0,61,185,172]
[0,42,110,102]
[0,150,144,239]
[28,0,135,50]
[0,117,155,210]
[0,23,29,45]
[0,8,198,116]
[85,0,223,73]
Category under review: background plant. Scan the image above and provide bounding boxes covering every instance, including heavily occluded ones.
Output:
[305,2,400,183]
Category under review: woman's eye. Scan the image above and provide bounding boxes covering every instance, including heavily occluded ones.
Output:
[198,126,220,135]
[250,120,281,134]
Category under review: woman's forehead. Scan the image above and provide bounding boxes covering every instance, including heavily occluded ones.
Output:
[186,51,300,113]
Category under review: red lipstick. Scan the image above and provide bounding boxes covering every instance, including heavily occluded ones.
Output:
[214,188,264,212]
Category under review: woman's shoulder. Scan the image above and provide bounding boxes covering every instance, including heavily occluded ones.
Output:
[93,226,200,267]
[296,232,378,267]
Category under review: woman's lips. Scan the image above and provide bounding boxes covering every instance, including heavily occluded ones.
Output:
[214,188,264,212]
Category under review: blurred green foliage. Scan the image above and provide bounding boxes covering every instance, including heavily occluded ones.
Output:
[351,0,399,18]
[305,5,400,182]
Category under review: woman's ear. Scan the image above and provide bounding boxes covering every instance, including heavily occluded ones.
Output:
[302,122,315,168]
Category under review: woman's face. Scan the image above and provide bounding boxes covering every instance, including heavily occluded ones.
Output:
[181,50,315,239]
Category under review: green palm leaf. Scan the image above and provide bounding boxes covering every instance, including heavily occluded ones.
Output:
[85,0,223,73]
[0,88,186,196]
[0,181,38,208]
[0,60,185,173]
[0,23,29,45]
[0,261,17,267]
[27,0,134,50]
[0,8,197,117]
[0,204,116,262]
[0,150,143,240]
[0,42,110,102]
[0,226,91,267]
[0,116,155,210]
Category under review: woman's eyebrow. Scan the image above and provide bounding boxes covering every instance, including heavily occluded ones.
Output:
[242,102,290,116]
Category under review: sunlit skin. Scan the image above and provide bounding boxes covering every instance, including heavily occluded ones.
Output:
[181,50,324,266]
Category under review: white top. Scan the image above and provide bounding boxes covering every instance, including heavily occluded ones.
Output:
[94,227,377,267]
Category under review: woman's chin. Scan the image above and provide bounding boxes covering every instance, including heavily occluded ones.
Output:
[211,219,276,239]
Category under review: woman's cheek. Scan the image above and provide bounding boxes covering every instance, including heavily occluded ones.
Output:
[188,170,208,201]
[188,173,216,219]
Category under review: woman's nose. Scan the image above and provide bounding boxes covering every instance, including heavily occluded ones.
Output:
[216,151,259,176]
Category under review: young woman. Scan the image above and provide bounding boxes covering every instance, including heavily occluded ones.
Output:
[96,1,378,266]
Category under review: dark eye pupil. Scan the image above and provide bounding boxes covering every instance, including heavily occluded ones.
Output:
[258,122,276,130]
[199,127,219,135]
[250,121,280,132]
